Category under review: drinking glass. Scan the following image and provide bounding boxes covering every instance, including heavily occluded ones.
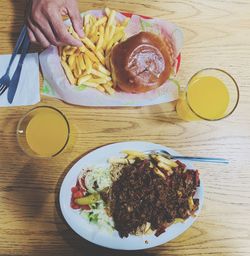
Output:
[176,68,239,121]
[17,106,73,158]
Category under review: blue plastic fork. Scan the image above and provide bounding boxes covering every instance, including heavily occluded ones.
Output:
[0,25,27,96]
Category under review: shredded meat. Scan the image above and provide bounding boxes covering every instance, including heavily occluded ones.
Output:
[109,158,199,238]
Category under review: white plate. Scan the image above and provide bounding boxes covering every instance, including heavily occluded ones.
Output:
[59,141,204,250]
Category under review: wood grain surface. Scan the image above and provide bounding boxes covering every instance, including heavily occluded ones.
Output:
[0,0,250,255]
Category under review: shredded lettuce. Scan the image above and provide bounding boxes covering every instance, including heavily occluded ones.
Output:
[84,166,112,193]
[80,200,114,232]
[79,165,114,231]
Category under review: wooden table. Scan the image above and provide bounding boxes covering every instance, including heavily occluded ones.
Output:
[0,1,250,255]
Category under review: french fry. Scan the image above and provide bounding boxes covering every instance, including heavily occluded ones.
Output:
[61,61,76,85]
[85,23,90,37]
[91,68,109,79]
[92,62,98,69]
[75,56,82,76]
[107,10,116,27]
[88,26,96,38]
[103,25,110,49]
[108,158,134,164]
[69,26,82,41]
[62,49,67,59]
[106,31,124,52]
[73,69,81,78]
[79,45,86,53]
[108,25,116,41]
[122,150,146,158]
[105,55,111,71]
[188,197,195,211]
[68,55,76,69]
[63,45,72,52]
[82,37,96,52]
[173,218,185,224]
[103,83,114,94]
[84,54,92,74]
[154,167,166,180]
[97,63,111,76]
[105,7,111,17]
[78,74,92,85]
[122,17,130,27]
[106,81,113,87]
[78,54,86,70]
[106,76,112,82]
[80,81,98,87]
[90,34,99,44]
[84,14,90,26]
[64,47,77,55]
[95,51,105,65]
[103,83,115,95]
[157,162,172,172]
[93,16,107,28]
[115,26,125,34]
[90,15,97,25]
[99,47,104,55]
[96,26,104,50]
[96,85,105,93]
[155,155,178,168]
[88,78,107,84]
[85,48,100,63]
[75,48,81,56]
[81,70,89,76]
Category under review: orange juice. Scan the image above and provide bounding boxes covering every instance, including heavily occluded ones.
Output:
[176,76,230,121]
[25,108,69,157]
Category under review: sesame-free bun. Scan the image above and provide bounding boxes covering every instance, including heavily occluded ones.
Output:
[110,32,173,93]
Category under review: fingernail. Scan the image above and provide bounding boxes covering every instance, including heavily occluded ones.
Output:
[78,29,84,38]
[76,40,83,47]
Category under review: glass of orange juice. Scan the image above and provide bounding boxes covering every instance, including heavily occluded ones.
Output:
[17,106,73,158]
[176,68,239,121]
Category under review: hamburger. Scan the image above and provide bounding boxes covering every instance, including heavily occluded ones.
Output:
[110,32,173,93]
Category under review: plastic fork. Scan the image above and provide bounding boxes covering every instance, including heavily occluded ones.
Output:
[0,25,27,96]
[145,149,229,164]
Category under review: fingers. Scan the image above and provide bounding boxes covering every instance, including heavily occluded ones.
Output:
[35,16,60,46]
[27,27,37,44]
[27,18,50,48]
[49,12,83,47]
[26,0,83,47]
[67,0,84,38]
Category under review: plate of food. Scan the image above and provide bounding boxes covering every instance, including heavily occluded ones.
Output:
[40,8,183,106]
[59,141,203,250]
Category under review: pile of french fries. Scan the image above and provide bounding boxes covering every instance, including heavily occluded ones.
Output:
[60,8,130,94]
[109,150,179,180]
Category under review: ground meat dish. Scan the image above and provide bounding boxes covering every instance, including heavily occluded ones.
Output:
[109,158,199,238]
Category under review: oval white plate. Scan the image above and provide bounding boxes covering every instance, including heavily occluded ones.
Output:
[59,141,204,250]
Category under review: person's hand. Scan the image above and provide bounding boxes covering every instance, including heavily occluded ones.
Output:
[26,0,84,48]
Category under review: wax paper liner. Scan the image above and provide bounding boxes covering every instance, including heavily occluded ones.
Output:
[39,10,183,107]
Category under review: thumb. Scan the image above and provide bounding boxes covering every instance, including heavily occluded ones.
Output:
[67,1,84,38]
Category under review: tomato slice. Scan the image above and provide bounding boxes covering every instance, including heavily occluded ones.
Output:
[73,191,83,199]
[81,205,91,210]
[71,202,80,209]
[71,186,78,193]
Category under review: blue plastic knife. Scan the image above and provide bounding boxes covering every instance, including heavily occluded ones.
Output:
[7,33,30,104]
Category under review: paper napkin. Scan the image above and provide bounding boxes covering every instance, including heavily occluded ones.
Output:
[0,53,40,107]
